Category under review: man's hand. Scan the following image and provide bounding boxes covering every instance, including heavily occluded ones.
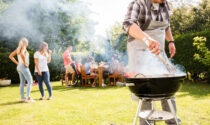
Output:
[147,37,160,55]
[169,42,176,58]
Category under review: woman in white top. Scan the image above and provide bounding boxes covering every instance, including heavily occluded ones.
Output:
[34,42,52,100]
[9,38,35,103]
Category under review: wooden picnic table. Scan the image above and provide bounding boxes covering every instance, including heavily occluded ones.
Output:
[92,65,109,87]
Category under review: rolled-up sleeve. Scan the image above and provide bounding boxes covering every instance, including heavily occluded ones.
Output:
[122,0,141,33]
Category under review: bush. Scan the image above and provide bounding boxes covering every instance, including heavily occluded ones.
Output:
[193,36,210,82]
[165,30,210,80]
[0,50,63,83]
[0,51,35,83]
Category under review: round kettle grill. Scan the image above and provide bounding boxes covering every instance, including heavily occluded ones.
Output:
[125,75,186,98]
[125,74,186,125]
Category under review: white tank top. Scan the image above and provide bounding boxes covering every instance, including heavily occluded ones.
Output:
[17,51,29,65]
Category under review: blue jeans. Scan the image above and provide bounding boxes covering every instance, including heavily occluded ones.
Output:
[17,64,33,99]
[35,72,52,97]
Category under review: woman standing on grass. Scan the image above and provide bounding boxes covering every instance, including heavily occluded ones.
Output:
[34,42,53,100]
[9,37,35,103]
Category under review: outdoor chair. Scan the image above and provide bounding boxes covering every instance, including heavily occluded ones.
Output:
[80,65,97,87]
[108,68,118,86]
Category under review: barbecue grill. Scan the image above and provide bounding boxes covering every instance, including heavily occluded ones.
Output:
[125,74,186,98]
[125,74,186,125]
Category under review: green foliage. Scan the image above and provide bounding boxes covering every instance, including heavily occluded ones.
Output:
[0,51,35,83]
[165,30,210,80]
[193,36,210,81]
[0,0,95,52]
[0,50,62,83]
[0,0,11,13]
[108,22,128,53]
[170,0,210,36]
[193,36,210,66]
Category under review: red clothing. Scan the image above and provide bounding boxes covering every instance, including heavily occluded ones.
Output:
[63,50,72,66]
[76,63,81,74]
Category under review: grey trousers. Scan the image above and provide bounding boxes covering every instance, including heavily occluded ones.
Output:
[139,97,181,125]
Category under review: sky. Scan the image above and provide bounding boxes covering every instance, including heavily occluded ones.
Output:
[82,0,202,37]
[83,0,131,36]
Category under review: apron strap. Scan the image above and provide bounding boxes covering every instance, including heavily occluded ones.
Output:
[165,1,170,21]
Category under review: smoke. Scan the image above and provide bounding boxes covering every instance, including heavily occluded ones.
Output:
[127,48,186,77]
[0,0,43,41]
[0,0,95,48]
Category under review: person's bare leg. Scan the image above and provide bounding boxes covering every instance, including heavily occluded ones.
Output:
[65,73,69,86]
[72,72,75,85]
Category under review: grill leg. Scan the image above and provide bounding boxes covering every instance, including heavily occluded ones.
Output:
[133,99,142,125]
[144,101,156,125]
[152,101,156,125]
[167,99,179,125]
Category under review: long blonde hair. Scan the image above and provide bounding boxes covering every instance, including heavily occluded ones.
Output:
[39,42,48,52]
[17,37,28,54]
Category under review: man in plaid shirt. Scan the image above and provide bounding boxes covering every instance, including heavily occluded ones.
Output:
[123,0,181,125]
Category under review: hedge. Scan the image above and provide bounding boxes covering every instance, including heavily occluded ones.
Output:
[165,30,210,79]
[0,51,63,83]
[0,50,109,84]
[0,52,34,83]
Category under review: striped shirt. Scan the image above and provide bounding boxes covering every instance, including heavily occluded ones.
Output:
[123,0,171,33]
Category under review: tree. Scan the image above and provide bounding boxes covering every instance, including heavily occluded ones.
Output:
[0,0,95,51]
[170,0,210,36]
[108,22,127,53]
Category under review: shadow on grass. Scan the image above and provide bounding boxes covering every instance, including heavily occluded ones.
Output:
[52,85,124,92]
[177,80,210,98]
[0,84,19,88]
[0,101,22,106]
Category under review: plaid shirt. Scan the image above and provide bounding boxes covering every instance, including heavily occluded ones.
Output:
[123,0,170,33]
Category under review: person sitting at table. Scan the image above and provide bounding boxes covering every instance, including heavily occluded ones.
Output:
[84,57,98,87]
[76,58,82,75]
[108,56,119,75]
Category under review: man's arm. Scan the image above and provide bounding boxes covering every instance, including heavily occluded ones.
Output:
[128,23,161,55]
[165,27,174,42]
[123,1,160,55]
[165,27,176,58]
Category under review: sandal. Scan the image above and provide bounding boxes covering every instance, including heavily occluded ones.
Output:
[39,96,45,100]
[48,96,53,100]
[25,98,36,103]
[20,98,26,102]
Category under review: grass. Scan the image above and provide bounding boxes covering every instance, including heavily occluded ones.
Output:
[0,81,209,125]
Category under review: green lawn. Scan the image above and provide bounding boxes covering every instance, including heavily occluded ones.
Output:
[0,81,209,125]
